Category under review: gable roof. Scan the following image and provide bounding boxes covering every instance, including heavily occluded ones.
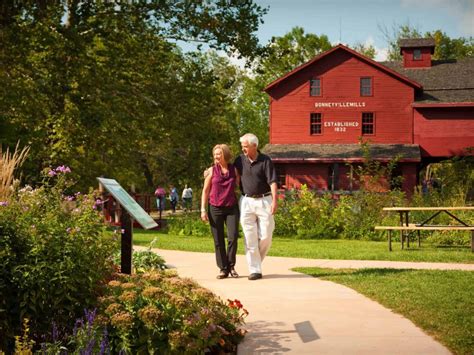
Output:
[264,44,423,93]
[383,59,474,103]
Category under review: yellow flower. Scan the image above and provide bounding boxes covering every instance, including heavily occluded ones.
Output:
[105,303,123,315]
[118,291,137,303]
[120,282,136,289]
[137,305,164,327]
[142,286,164,299]
[110,312,134,330]
[108,280,121,287]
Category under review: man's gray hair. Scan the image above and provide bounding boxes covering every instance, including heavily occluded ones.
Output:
[239,133,259,147]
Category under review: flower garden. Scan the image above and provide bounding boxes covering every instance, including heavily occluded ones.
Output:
[0,159,248,354]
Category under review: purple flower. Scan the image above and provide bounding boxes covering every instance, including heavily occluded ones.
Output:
[52,322,59,342]
[55,165,71,173]
[47,170,57,177]
[66,227,72,233]
[66,195,75,201]
[100,327,110,355]
[73,318,84,336]
[85,308,97,327]
[0,201,8,206]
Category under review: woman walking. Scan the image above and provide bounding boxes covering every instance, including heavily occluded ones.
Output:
[201,144,240,279]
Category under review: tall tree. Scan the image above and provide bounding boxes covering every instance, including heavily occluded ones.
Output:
[0,1,267,191]
[352,42,376,59]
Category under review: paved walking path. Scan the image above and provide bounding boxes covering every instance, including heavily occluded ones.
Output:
[141,248,473,354]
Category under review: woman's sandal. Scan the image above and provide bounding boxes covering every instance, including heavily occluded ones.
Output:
[229,268,239,278]
[217,270,229,279]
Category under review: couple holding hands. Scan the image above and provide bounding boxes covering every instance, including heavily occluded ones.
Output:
[201,133,278,281]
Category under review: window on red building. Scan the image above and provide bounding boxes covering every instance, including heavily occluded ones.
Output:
[360,77,372,96]
[362,112,374,135]
[310,78,321,96]
[310,113,322,135]
[413,49,422,60]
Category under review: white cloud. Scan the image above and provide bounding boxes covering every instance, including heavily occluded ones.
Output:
[400,0,474,36]
[362,36,389,61]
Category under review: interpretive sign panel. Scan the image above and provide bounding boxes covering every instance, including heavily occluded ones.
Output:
[97,177,158,230]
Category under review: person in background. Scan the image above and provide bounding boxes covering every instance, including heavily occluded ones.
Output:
[201,144,240,279]
[234,133,278,281]
[154,185,166,220]
[169,185,179,213]
[182,184,193,211]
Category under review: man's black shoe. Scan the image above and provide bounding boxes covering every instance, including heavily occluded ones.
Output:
[248,273,262,280]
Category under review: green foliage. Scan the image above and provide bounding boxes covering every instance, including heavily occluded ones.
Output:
[351,42,376,59]
[113,240,168,273]
[334,191,405,240]
[96,270,248,353]
[0,1,267,192]
[167,212,211,237]
[275,186,405,241]
[353,138,404,192]
[0,167,116,352]
[275,186,339,239]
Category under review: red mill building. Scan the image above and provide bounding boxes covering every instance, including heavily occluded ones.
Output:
[262,38,474,195]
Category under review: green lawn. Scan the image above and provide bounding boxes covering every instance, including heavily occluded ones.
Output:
[294,267,474,355]
[133,229,474,263]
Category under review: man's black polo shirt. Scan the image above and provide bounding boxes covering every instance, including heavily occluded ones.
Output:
[234,152,277,196]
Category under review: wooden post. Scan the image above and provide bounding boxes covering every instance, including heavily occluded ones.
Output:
[120,210,133,274]
[388,230,392,251]
[399,212,404,250]
[471,231,473,253]
[405,211,410,248]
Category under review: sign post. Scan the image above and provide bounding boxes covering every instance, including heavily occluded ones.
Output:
[97,178,158,274]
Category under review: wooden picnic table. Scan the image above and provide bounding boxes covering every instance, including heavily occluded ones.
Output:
[376,207,474,251]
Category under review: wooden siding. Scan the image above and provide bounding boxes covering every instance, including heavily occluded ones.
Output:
[414,107,474,157]
[268,50,415,145]
[402,48,432,68]
[285,164,329,189]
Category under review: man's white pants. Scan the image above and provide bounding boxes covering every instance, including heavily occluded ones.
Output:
[240,195,275,274]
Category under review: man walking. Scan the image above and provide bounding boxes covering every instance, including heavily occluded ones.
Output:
[235,133,278,280]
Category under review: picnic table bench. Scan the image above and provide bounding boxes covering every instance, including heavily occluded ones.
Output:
[374,207,474,251]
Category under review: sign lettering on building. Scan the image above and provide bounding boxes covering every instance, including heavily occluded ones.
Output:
[324,121,360,132]
[315,102,366,108]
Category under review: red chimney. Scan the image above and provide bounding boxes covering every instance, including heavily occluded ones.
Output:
[399,38,435,68]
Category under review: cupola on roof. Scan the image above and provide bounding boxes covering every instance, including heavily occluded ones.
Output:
[398,38,435,54]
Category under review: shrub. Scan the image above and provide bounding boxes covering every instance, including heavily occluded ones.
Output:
[91,270,247,353]
[274,186,405,241]
[0,166,116,352]
[167,212,211,237]
[113,239,168,273]
[334,190,405,240]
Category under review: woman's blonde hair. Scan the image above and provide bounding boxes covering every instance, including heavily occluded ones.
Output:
[212,144,232,163]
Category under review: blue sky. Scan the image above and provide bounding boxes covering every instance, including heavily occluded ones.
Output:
[255,0,473,60]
